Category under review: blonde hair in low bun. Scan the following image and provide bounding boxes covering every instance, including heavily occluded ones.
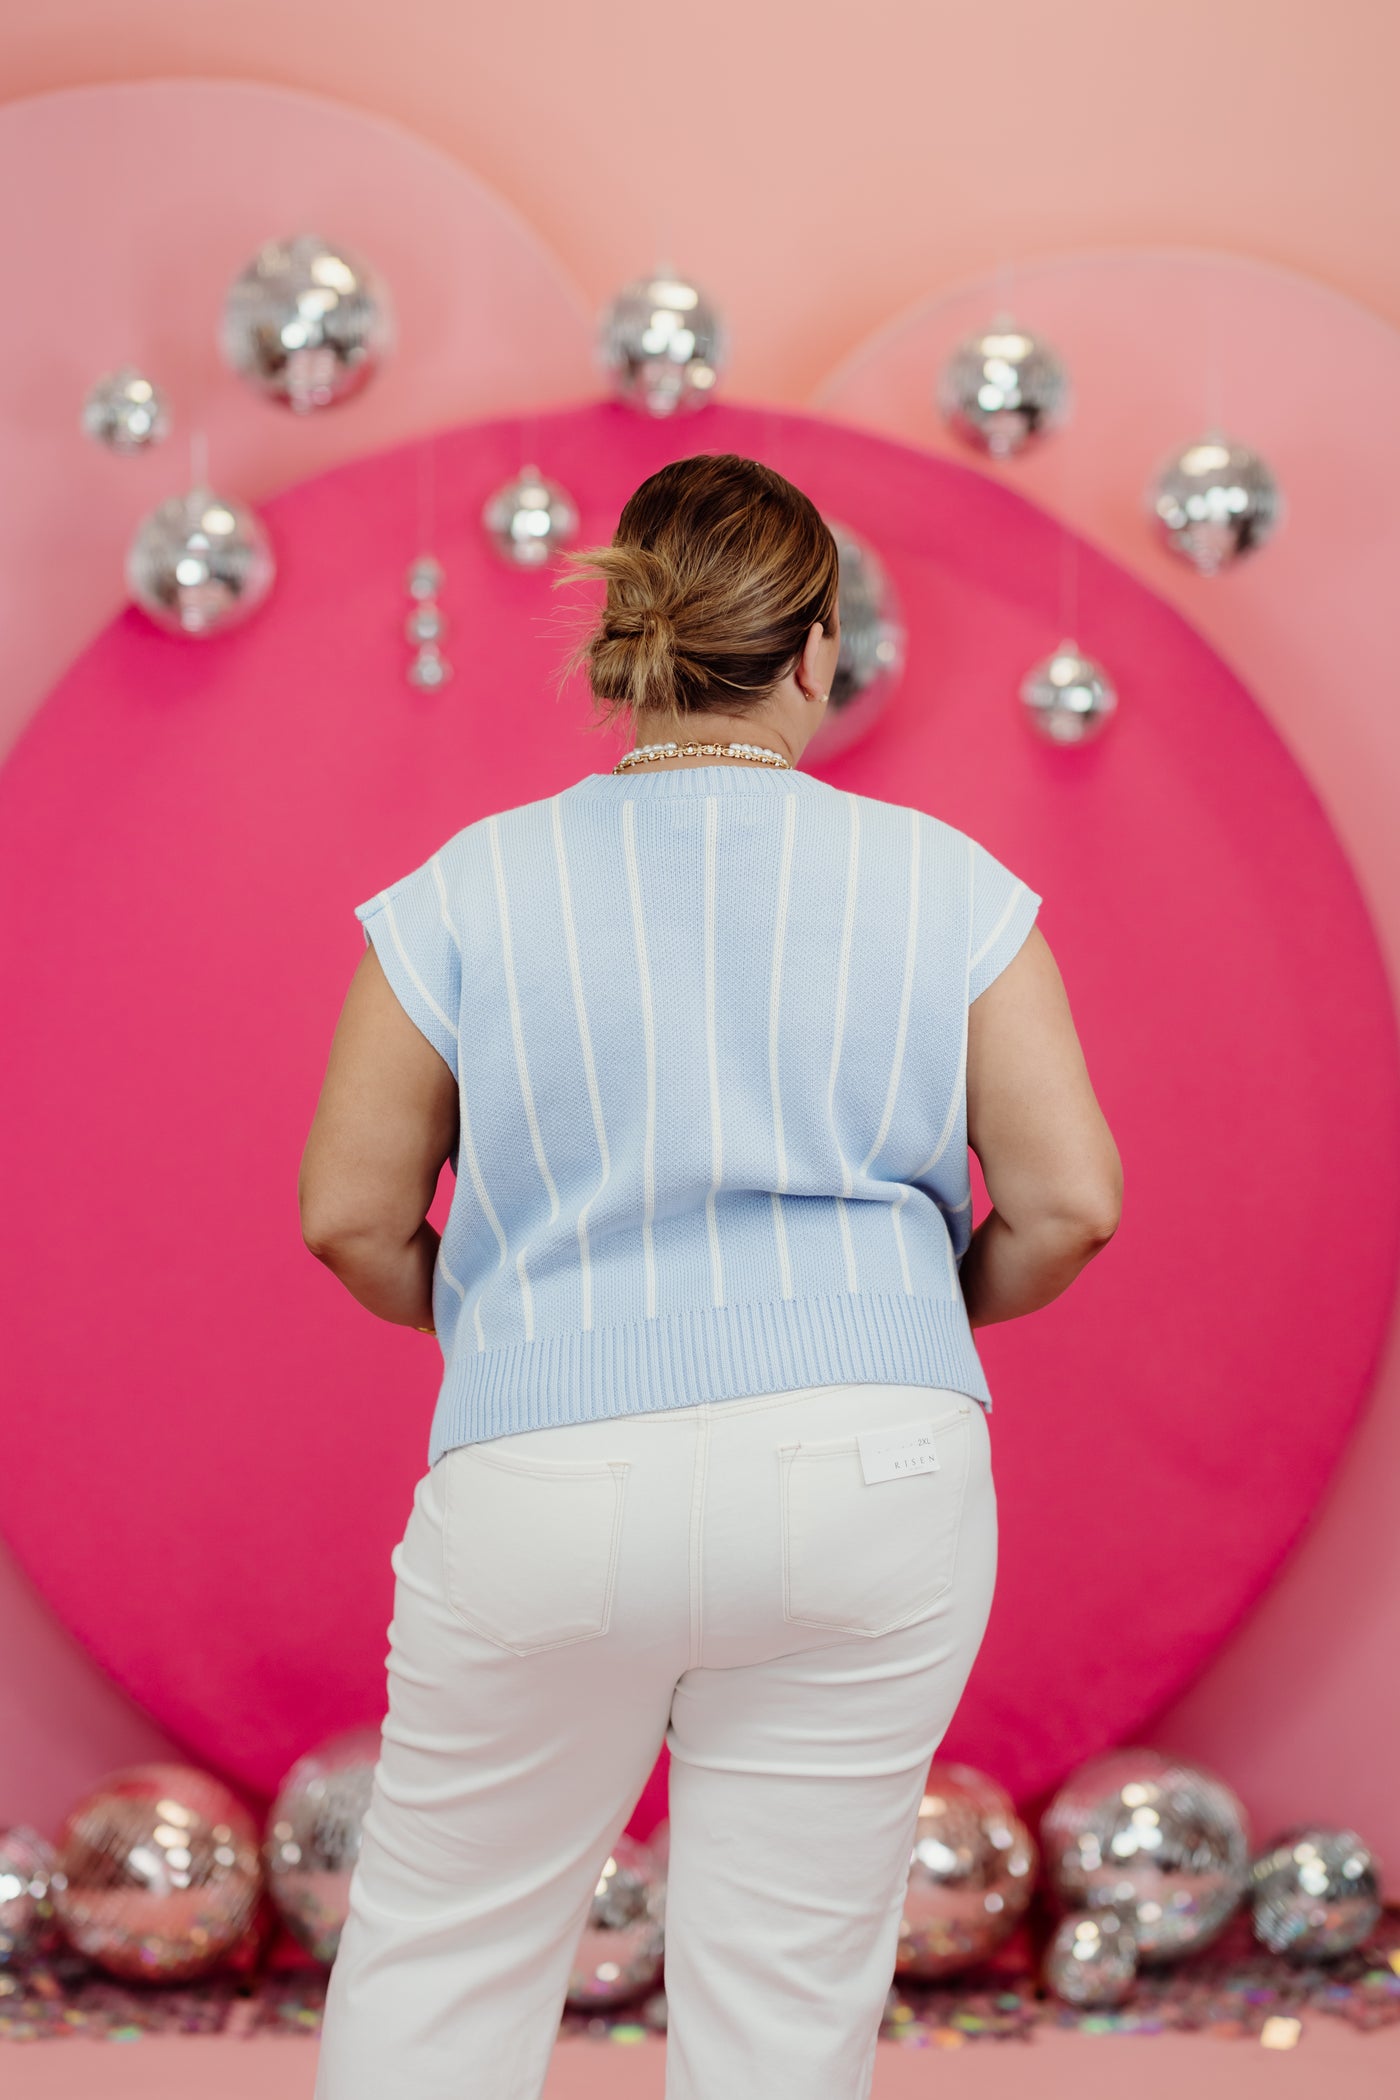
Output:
[557,453,839,725]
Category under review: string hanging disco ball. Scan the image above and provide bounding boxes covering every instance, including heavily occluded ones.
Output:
[1145,435,1283,574]
[1250,1828,1383,1961]
[1040,1748,1251,1964]
[126,487,275,638]
[81,366,171,454]
[221,234,394,413]
[264,1725,381,1964]
[1019,639,1117,744]
[895,1763,1038,1980]
[598,271,726,417]
[51,1765,263,1982]
[936,326,1071,458]
[482,464,579,567]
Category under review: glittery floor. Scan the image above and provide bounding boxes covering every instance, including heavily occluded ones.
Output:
[2,1908,1398,2095]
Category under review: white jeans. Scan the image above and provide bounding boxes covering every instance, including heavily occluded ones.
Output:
[314,1381,998,2100]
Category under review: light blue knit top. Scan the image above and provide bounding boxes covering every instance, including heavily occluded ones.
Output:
[355,765,1041,1465]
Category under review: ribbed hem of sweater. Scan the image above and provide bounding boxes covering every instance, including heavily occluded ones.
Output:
[427,1292,993,1463]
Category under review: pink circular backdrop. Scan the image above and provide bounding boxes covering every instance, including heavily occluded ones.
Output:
[1,401,1396,1807]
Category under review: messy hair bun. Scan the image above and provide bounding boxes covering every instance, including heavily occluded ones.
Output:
[559,454,838,721]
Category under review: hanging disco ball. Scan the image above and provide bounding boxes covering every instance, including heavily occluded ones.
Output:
[1020,639,1117,744]
[1250,1828,1383,1962]
[51,1764,263,1982]
[264,1725,381,1964]
[804,521,905,763]
[221,234,394,413]
[937,325,1071,458]
[895,1764,1038,1980]
[1043,1908,1139,2007]
[1145,435,1283,574]
[404,554,452,689]
[599,271,726,417]
[0,1826,60,1967]
[81,366,171,454]
[482,463,579,567]
[1040,1748,1251,1964]
[566,1834,666,2010]
[126,487,275,637]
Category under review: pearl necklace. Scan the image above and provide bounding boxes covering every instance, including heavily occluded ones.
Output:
[613,740,792,773]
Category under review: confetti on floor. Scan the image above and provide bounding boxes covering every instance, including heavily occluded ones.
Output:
[1,1907,1397,2047]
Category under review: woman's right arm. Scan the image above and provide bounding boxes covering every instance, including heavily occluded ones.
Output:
[960,926,1122,1328]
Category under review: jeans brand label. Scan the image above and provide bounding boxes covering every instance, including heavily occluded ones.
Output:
[856,1420,950,1485]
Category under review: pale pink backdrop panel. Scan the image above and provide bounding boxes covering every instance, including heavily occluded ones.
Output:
[817,248,1400,1879]
[0,80,593,761]
[1,403,1395,1834]
[2,1,1398,402]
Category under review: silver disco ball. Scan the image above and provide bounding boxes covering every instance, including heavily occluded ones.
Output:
[1019,639,1117,744]
[805,521,905,762]
[1145,435,1283,574]
[599,271,726,417]
[126,487,275,637]
[1043,1908,1139,2007]
[221,234,394,413]
[1250,1828,1383,1962]
[566,1835,665,2009]
[895,1764,1038,1980]
[937,326,1070,458]
[264,1725,382,1964]
[482,464,579,567]
[1041,1748,1251,1964]
[0,1826,60,1967]
[82,366,171,454]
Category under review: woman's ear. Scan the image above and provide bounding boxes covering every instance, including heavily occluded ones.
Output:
[799,619,827,700]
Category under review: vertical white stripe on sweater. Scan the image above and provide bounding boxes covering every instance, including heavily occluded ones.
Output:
[910,833,977,1185]
[455,1074,512,1348]
[425,860,489,1349]
[488,817,560,1224]
[827,796,862,1289]
[551,796,611,1332]
[860,807,921,1175]
[703,797,725,1309]
[382,895,459,1045]
[890,1186,915,1294]
[969,878,1026,980]
[768,793,797,1299]
[622,800,658,1318]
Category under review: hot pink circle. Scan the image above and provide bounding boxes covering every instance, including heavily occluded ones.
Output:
[1,402,1395,1805]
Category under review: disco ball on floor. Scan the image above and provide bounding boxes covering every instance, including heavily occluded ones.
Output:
[52,1765,262,1982]
[1041,1748,1251,1963]
[896,1763,1038,1979]
[264,1725,382,1964]
[567,1834,666,2009]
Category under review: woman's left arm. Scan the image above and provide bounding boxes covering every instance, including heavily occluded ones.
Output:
[298,945,460,1330]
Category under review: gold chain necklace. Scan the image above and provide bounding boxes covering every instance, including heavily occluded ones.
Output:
[613,740,792,774]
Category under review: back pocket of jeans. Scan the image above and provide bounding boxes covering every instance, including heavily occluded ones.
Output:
[779,1400,974,1638]
[440,1445,629,1654]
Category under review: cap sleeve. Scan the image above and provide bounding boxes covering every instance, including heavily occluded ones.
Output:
[967,837,1042,1003]
[354,850,461,1076]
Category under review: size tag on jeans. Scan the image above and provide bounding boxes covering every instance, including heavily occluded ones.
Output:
[856,1420,947,1484]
